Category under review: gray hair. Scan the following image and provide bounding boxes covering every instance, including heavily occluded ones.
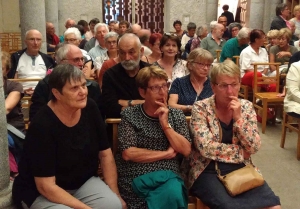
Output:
[55,44,73,63]
[64,27,81,40]
[228,22,242,34]
[118,33,142,48]
[237,27,252,40]
[104,31,119,42]
[94,23,109,34]
[48,64,84,102]
[210,21,218,31]
[196,25,208,37]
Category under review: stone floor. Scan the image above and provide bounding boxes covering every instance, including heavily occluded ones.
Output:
[252,122,300,209]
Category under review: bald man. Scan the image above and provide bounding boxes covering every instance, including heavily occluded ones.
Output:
[137,29,152,56]
[46,22,59,52]
[102,33,150,118]
[131,23,141,34]
[59,18,76,42]
[9,29,55,94]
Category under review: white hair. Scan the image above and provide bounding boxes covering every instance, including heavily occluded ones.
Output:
[64,27,81,40]
[94,23,109,34]
[237,27,252,40]
[210,21,218,30]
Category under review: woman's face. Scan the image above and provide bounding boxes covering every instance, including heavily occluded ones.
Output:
[174,24,182,31]
[256,35,266,47]
[189,58,212,79]
[295,10,300,19]
[160,39,178,57]
[231,27,240,38]
[151,39,161,54]
[278,36,288,48]
[270,37,279,46]
[212,75,240,104]
[57,76,88,109]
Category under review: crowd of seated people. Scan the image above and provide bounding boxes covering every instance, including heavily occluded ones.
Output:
[8,4,300,206]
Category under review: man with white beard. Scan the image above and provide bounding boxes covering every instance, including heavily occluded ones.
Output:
[102,33,150,118]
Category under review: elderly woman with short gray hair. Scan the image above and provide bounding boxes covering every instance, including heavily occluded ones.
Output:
[13,64,126,209]
[190,25,209,52]
[228,22,242,38]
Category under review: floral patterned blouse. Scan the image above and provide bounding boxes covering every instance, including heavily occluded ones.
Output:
[183,95,261,188]
[153,59,189,85]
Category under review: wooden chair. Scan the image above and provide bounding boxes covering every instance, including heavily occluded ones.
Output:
[252,63,284,133]
[105,116,209,209]
[216,50,221,63]
[280,111,300,160]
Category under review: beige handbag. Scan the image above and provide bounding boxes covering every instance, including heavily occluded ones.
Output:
[216,162,265,197]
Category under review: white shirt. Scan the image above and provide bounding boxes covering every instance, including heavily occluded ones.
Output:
[239,45,269,77]
[16,53,46,90]
[284,61,300,114]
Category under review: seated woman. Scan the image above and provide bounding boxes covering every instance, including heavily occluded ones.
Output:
[173,20,186,41]
[153,33,188,85]
[186,60,281,209]
[141,33,162,64]
[2,51,24,179]
[240,29,276,92]
[269,28,298,76]
[266,29,279,53]
[12,64,125,209]
[284,61,300,118]
[168,48,214,115]
[228,22,242,38]
[116,66,191,208]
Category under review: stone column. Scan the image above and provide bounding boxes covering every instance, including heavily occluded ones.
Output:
[19,0,47,53]
[0,47,16,209]
[263,0,281,32]
[248,0,265,30]
[206,0,218,24]
[45,0,59,35]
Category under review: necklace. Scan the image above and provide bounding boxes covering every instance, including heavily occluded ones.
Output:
[192,76,203,102]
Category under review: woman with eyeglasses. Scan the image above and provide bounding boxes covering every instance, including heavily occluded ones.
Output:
[153,33,188,86]
[168,48,214,115]
[183,60,281,209]
[116,66,191,208]
[141,33,162,64]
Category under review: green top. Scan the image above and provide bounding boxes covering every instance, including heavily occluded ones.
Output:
[220,37,248,63]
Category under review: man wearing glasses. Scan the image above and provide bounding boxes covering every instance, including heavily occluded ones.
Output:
[9,29,55,95]
[29,44,103,121]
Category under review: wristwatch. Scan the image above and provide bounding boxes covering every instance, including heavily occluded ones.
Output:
[162,123,172,131]
[128,100,133,107]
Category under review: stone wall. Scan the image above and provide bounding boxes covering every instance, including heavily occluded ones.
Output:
[58,0,103,36]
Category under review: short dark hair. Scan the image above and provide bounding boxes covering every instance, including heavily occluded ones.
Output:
[276,3,288,16]
[109,20,117,25]
[77,20,88,27]
[250,29,265,44]
[222,4,229,10]
[48,64,84,101]
[73,24,84,36]
[160,34,181,60]
[119,20,130,28]
[187,22,196,30]
[173,20,182,27]
[89,18,100,25]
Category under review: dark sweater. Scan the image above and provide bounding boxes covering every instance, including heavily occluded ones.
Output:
[102,61,150,118]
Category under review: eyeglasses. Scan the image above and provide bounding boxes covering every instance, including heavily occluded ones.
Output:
[63,57,84,63]
[164,33,177,37]
[192,62,212,68]
[26,38,42,43]
[147,83,169,93]
[215,82,240,90]
[65,38,78,42]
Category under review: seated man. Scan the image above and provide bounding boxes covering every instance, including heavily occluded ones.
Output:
[29,44,103,121]
[201,23,226,61]
[137,29,152,56]
[119,20,130,35]
[46,22,59,52]
[64,27,94,79]
[102,33,149,118]
[218,15,231,40]
[59,18,76,42]
[85,23,108,53]
[10,29,55,95]
[116,66,191,208]
[220,27,251,63]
